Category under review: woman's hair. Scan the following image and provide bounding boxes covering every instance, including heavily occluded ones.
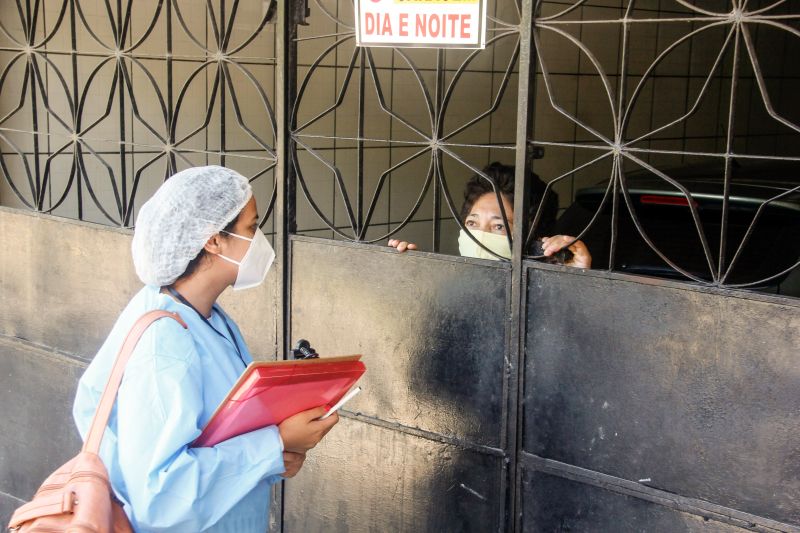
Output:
[459,161,558,235]
[178,213,241,280]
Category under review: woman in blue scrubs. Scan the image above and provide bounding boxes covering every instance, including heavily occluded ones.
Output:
[73,166,338,532]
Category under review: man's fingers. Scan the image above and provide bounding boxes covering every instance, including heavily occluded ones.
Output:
[317,410,339,431]
[543,236,565,255]
[281,451,306,478]
[284,451,306,464]
[568,242,584,254]
[544,235,577,254]
[304,406,328,421]
[284,451,306,460]
[388,239,417,252]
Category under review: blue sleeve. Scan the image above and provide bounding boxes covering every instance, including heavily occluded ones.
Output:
[112,330,284,531]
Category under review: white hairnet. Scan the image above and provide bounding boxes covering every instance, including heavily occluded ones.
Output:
[132,166,253,287]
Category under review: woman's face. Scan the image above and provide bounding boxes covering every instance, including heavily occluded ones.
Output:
[219,197,259,263]
[464,192,514,235]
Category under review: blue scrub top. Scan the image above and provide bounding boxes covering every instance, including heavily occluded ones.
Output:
[73,285,284,532]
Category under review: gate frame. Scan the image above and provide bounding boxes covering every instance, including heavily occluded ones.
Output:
[274,1,800,531]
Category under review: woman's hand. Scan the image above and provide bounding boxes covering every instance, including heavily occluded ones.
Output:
[281,451,307,478]
[541,235,592,269]
[278,407,339,453]
[388,239,417,253]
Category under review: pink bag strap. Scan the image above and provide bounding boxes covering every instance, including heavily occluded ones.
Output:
[82,310,187,454]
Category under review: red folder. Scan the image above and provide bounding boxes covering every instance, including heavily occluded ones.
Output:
[192,355,365,447]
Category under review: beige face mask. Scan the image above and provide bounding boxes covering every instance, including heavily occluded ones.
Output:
[458,229,512,260]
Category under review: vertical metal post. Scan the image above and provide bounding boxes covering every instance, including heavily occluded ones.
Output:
[609,160,620,269]
[510,0,537,529]
[27,0,42,209]
[219,0,227,168]
[432,49,445,253]
[609,7,632,271]
[117,0,128,222]
[118,64,127,222]
[357,49,366,239]
[166,0,176,175]
[277,0,298,361]
[274,0,298,527]
[68,0,83,218]
[719,24,741,284]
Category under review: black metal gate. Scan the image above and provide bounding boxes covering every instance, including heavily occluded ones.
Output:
[1,0,798,531]
[276,0,800,530]
[281,240,800,532]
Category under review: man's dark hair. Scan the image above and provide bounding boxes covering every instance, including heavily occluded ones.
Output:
[459,162,558,236]
[178,212,241,281]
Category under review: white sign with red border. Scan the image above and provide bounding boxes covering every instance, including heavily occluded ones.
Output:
[354,0,487,49]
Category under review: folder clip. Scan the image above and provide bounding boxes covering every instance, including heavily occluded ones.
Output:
[291,339,319,360]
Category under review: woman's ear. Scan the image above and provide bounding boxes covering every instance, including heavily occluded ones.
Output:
[204,233,224,255]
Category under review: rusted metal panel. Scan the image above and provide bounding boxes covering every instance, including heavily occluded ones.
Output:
[285,418,505,532]
[290,237,510,447]
[287,237,511,530]
[523,265,800,528]
[521,471,761,533]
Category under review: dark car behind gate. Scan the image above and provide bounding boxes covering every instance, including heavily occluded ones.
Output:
[556,161,800,295]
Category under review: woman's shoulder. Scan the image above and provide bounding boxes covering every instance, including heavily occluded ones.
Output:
[109,286,197,363]
[139,314,196,361]
[80,288,197,397]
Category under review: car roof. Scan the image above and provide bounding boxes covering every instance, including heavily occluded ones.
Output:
[575,160,800,210]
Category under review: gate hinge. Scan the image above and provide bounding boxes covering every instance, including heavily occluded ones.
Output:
[526,142,545,160]
[291,0,311,26]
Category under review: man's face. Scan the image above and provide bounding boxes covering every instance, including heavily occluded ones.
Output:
[464,192,514,235]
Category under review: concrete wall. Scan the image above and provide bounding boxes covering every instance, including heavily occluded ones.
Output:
[0,207,278,524]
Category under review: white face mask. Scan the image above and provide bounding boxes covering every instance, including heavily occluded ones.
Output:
[458,228,512,260]
[217,229,275,290]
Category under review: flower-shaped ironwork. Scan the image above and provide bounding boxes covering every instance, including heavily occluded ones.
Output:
[528,0,800,288]
[291,0,525,257]
[0,0,278,228]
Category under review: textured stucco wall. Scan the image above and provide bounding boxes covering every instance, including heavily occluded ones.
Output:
[0,207,278,524]
[0,207,278,358]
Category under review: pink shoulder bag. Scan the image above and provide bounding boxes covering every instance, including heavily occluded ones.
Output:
[8,310,187,533]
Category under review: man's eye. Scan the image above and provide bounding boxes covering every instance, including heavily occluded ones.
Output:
[494,224,505,231]
[465,220,476,227]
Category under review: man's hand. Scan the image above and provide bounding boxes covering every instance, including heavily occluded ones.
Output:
[281,451,306,478]
[278,407,339,453]
[388,239,417,253]
[541,235,592,269]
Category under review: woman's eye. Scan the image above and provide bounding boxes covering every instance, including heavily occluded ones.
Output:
[494,224,505,231]
[465,220,476,227]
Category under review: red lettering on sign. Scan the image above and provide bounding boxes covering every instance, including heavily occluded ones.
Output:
[399,13,408,36]
[428,13,441,37]
[410,12,473,40]
[415,13,426,37]
[460,14,470,38]
[381,13,392,34]
[447,14,459,36]
[365,12,376,35]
